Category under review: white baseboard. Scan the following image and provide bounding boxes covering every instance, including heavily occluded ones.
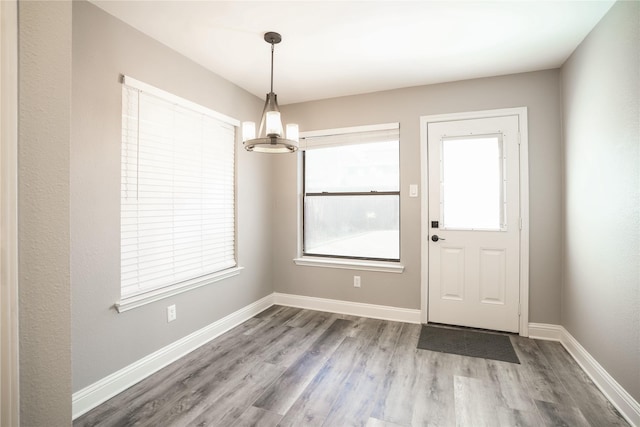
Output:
[72,293,275,420]
[273,292,421,324]
[529,323,640,427]
[73,299,638,426]
[72,292,418,419]
[560,328,640,427]
[528,322,563,341]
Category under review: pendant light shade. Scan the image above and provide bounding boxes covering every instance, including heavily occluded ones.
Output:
[243,32,298,153]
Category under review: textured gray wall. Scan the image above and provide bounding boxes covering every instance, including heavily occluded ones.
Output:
[277,70,563,324]
[71,1,270,391]
[561,0,639,401]
[18,1,72,424]
[22,0,639,417]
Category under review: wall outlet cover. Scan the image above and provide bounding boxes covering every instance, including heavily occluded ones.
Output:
[167,304,177,322]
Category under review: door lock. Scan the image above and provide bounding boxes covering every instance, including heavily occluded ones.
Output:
[431,235,445,242]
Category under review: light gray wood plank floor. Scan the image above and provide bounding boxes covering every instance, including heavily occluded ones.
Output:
[75,306,629,427]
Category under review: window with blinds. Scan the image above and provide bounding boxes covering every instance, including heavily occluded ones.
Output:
[121,76,238,300]
[301,124,400,261]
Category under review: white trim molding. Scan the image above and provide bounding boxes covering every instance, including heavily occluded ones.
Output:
[527,322,563,341]
[299,122,399,139]
[0,1,20,425]
[72,293,274,420]
[74,292,419,419]
[293,257,404,273]
[273,292,421,324]
[530,323,640,427]
[122,75,240,127]
[116,267,244,313]
[72,295,639,426]
[419,107,530,335]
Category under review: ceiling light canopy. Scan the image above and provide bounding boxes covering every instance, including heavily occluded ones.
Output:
[242,32,298,153]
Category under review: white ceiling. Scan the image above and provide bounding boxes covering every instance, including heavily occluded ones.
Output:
[91,1,615,105]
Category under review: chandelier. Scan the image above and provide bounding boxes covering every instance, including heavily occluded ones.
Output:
[242,32,298,153]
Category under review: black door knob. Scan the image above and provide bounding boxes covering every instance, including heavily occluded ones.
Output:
[431,235,445,242]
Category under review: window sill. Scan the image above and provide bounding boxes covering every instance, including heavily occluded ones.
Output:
[293,257,404,273]
[115,266,244,313]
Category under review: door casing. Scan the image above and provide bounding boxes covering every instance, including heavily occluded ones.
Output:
[1,0,20,424]
[419,107,530,336]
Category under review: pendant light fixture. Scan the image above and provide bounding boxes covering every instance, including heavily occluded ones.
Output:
[242,32,298,153]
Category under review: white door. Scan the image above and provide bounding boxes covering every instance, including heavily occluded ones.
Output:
[427,115,520,333]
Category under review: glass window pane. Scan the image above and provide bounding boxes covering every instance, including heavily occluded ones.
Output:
[305,141,399,193]
[441,135,503,230]
[304,195,399,260]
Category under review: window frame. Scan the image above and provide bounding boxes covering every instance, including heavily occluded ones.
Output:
[297,123,403,267]
[116,76,243,312]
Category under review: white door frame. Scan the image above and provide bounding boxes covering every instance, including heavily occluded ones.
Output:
[1,0,20,424]
[420,107,530,337]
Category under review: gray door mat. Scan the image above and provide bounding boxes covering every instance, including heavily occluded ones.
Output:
[417,325,520,364]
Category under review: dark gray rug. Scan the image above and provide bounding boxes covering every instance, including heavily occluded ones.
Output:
[417,325,520,364]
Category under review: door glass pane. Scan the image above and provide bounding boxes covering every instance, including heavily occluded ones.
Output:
[304,195,399,260]
[441,135,503,230]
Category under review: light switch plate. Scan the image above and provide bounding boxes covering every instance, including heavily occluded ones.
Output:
[409,184,418,198]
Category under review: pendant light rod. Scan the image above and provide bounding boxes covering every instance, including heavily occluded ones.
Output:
[264,31,281,93]
[270,42,274,93]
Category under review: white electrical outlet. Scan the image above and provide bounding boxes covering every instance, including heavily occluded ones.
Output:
[354,276,361,288]
[167,304,177,322]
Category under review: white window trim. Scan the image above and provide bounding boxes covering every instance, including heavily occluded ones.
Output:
[118,75,240,311]
[116,266,244,313]
[295,123,404,272]
[299,122,399,142]
[122,75,239,127]
[293,257,404,273]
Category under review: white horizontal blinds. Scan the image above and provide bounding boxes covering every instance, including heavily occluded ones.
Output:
[300,123,399,150]
[121,81,236,298]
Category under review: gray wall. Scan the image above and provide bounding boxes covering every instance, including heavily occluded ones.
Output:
[276,70,563,324]
[561,0,639,402]
[19,1,72,424]
[18,0,639,419]
[71,1,270,391]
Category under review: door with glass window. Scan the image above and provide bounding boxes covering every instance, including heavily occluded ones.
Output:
[427,115,520,332]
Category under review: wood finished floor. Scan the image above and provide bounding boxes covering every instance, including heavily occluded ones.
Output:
[75,306,629,427]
